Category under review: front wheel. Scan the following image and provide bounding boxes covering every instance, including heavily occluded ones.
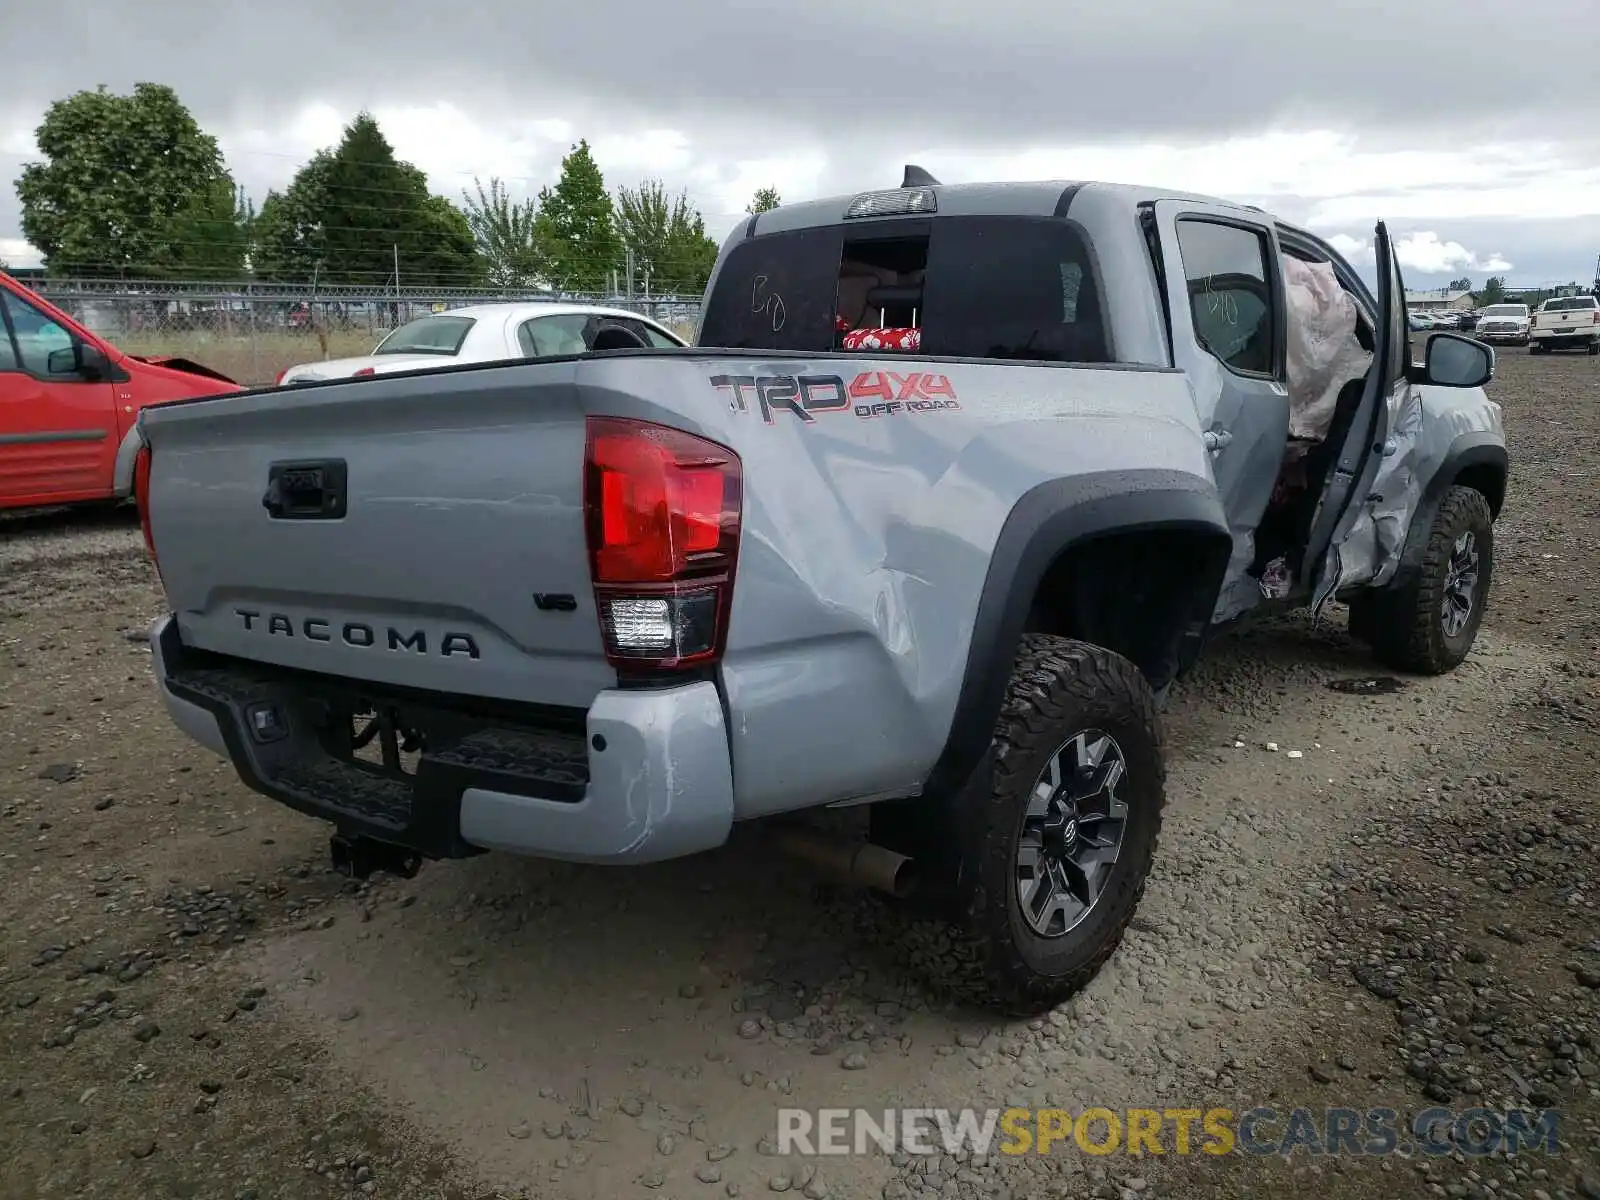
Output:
[1352,486,1494,675]
[942,635,1165,1015]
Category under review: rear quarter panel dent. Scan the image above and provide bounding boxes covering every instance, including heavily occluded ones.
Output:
[709,363,1215,819]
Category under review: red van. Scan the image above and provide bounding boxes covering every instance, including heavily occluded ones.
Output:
[0,272,242,511]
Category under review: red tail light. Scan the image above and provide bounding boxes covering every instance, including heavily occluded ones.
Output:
[352,366,376,377]
[583,417,742,672]
[1592,311,1599,324]
[133,442,161,580]
[274,368,288,385]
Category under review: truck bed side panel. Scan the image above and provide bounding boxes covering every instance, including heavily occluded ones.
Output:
[569,355,1218,817]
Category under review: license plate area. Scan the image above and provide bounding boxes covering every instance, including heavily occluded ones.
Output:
[340,702,424,780]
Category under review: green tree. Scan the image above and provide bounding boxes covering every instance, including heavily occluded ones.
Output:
[252,153,333,282]
[251,112,481,288]
[164,179,254,279]
[534,140,621,292]
[1475,276,1507,307]
[746,186,781,215]
[16,82,245,277]
[614,179,719,294]
[461,176,543,287]
[1447,276,1472,292]
[410,195,480,288]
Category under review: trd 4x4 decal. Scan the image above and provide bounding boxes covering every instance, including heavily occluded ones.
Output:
[711,371,960,424]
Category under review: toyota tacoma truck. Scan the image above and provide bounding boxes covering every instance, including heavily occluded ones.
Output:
[135,170,1508,1014]
[1529,294,1600,354]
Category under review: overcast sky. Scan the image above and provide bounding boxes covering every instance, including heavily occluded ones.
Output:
[1,0,1595,289]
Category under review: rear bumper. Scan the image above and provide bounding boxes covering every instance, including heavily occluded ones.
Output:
[1533,329,1597,343]
[149,615,735,864]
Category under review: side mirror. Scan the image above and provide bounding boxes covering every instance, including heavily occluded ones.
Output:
[45,341,106,380]
[46,345,80,376]
[79,342,108,380]
[1423,332,1494,388]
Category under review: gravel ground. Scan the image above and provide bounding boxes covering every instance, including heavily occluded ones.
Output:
[1,347,1596,1200]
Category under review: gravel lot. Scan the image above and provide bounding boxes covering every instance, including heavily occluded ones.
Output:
[2,348,1596,1200]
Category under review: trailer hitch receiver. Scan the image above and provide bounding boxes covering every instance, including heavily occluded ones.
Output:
[330,833,423,881]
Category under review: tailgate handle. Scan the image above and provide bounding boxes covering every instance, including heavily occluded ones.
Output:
[263,459,348,520]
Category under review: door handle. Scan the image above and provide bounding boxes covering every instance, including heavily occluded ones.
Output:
[263,459,347,520]
[1202,428,1233,453]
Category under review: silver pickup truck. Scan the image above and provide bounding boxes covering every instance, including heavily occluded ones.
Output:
[136,170,1508,1014]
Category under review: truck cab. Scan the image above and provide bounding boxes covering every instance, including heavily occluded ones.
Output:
[0,272,242,511]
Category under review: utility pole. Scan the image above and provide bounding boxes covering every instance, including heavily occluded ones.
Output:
[625,245,635,301]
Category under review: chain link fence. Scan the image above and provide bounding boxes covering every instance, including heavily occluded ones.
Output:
[29,279,704,387]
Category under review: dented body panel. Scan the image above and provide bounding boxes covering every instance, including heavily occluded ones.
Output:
[140,349,1219,820]
[1342,383,1506,592]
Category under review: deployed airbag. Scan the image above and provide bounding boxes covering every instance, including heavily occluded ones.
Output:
[1282,255,1373,443]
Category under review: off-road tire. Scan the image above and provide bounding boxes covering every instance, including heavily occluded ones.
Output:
[937,635,1165,1016]
[1351,485,1494,675]
[1587,340,1598,356]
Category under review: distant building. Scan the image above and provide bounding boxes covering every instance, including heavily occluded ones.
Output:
[1403,288,1476,313]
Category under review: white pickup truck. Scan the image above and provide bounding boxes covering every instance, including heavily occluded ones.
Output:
[1473,303,1532,347]
[1530,295,1600,355]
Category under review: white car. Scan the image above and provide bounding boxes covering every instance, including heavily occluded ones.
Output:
[274,302,687,385]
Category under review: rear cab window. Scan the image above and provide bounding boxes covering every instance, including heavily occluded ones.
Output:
[374,315,475,356]
[698,216,1111,363]
[1171,219,1277,376]
[1541,297,1598,312]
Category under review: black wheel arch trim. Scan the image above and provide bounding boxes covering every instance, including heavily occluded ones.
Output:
[921,469,1230,804]
[1391,432,1507,585]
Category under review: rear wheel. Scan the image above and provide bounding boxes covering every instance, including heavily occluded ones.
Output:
[1587,340,1598,356]
[937,635,1164,1015]
[1351,486,1494,675]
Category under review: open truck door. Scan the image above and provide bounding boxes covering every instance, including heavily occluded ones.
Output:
[1306,219,1407,613]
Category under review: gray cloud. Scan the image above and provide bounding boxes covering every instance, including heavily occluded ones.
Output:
[2,0,1594,284]
[3,0,1593,144]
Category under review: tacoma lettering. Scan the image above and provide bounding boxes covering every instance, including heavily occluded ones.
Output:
[232,609,480,659]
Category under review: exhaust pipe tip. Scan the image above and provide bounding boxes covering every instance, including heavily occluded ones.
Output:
[767,824,918,899]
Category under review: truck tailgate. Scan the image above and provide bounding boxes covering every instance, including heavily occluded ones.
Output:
[140,363,611,708]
